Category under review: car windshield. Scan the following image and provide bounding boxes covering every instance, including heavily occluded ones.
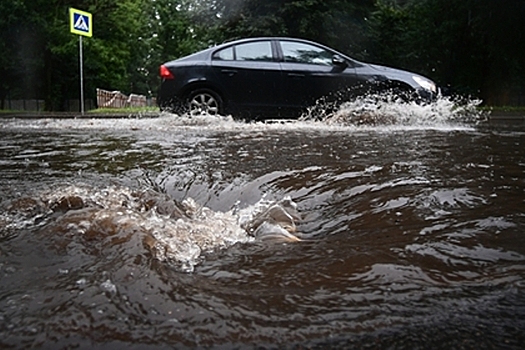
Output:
[280,41,333,66]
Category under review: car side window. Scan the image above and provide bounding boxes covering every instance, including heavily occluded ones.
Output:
[280,41,334,66]
[212,41,274,62]
[235,41,273,62]
[213,47,234,61]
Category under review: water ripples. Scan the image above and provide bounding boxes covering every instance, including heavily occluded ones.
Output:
[0,97,524,348]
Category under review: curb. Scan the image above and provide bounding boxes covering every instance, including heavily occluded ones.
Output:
[0,112,162,119]
[488,113,525,122]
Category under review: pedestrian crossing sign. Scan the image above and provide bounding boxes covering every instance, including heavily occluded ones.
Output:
[70,8,92,37]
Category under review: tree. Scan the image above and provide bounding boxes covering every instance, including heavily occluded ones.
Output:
[1,0,523,109]
[144,0,210,95]
[0,0,155,110]
[475,0,525,105]
[191,0,374,58]
[0,0,48,105]
[367,0,525,104]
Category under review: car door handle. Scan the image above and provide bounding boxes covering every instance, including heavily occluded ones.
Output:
[221,69,237,76]
[287,73,305,78]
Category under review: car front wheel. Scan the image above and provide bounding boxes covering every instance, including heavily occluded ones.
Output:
[187,89,223,117]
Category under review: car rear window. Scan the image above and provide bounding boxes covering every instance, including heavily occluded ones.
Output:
[213,41,273,62]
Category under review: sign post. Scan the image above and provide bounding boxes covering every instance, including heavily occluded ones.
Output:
[69,8,92,115]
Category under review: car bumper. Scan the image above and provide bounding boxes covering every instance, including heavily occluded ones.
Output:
[415,87,440,102]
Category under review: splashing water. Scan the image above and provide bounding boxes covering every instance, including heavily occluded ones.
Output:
[159,111,237,126]
[1,184,301,272]
[301,93,486,127]
[0,93,486,134]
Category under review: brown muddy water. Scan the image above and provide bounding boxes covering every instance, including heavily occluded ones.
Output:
[0,99,524,349]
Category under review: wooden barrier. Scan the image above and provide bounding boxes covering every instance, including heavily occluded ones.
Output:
[96,88,150,108]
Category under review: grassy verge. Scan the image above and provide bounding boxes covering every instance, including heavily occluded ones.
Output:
[0,109,26,114]
[0,107,159,114]
[88,107,159,114]
[479,106,525,113]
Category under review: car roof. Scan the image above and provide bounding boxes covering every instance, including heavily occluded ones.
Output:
[169,37,339,63]
[213,37,330,51]
[220,36,317,45]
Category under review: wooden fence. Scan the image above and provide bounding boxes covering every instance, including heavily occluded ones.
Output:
[96,89,156,108]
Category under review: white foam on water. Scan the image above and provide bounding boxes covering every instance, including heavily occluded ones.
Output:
[141,197,254,272]
[0,95,485,133]
[1,184,301,272]
[301,93,485,129]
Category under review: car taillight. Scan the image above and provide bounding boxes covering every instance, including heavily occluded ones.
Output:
[160,65,174,80]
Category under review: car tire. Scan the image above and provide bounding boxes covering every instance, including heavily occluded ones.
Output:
[159,99,179,113]
[186,89,223,117]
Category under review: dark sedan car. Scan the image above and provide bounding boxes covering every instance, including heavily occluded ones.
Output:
[158,37,438,118]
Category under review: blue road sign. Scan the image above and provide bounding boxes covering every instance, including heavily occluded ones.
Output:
[70,8,92,37]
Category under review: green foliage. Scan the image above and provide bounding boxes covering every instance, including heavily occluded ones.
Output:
[0,0,523,109]
[195,0,374,58]
[0,0,190,110]
[368,0,525,104]
[90,106,158,114]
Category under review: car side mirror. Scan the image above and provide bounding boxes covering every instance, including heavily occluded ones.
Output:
[332,55,347,67]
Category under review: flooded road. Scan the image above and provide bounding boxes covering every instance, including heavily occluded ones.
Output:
[1,100,524,349]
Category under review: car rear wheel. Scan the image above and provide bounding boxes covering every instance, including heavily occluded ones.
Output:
[187,89,222,117]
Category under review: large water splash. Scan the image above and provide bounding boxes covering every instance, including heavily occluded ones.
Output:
[1,184,301,272]
[301,93,486,127]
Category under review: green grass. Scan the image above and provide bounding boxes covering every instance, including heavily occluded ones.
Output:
[88,107,158,114]
[478,105,525,112]
[0,107,159,114]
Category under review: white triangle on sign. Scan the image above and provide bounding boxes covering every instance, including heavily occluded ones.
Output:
[74,15,89,31]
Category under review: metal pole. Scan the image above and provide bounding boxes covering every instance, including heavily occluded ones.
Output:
[79,35,85,115]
